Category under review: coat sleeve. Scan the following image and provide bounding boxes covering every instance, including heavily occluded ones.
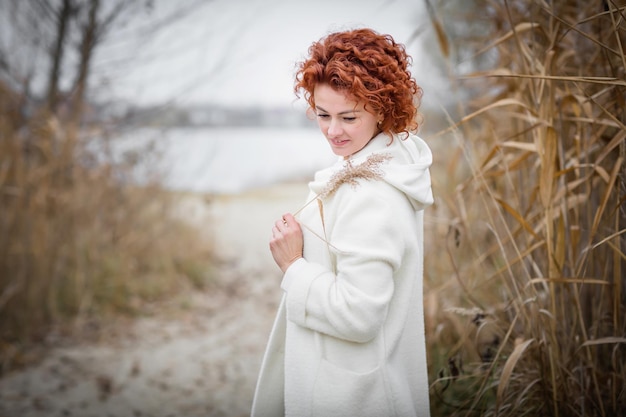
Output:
[281,181,411,343]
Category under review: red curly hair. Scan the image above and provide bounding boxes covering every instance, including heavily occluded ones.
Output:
[295,28,423,136]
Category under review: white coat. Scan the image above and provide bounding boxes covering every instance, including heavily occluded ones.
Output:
[251,132,434,417]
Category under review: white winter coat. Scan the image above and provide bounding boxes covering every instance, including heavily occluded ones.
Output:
[251,132,434,417]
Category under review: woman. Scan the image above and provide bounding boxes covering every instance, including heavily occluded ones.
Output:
[251,28,434,417]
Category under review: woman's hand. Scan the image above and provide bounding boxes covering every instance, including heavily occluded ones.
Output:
[270,213,303,273]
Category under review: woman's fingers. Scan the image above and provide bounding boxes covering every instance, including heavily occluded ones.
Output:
[274,213,299,235]
[269,213,303,272]
[282,213,297,227]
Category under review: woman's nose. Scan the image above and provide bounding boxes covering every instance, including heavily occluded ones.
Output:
[327,118,342,136]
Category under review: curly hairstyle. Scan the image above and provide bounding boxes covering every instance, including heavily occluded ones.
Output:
[294,28,423,136]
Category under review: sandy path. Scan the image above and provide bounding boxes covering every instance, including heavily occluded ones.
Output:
[0,182,309,417]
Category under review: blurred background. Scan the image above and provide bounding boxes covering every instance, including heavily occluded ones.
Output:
[1,0,624,416]
[1,0,453,194]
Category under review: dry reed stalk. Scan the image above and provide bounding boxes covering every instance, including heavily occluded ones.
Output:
[293,153,392,217]
[291,153,392,252]
[0,88,212,372]
[425,0,626,416]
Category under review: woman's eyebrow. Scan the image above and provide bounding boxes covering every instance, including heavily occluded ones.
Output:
[315,106,360,115]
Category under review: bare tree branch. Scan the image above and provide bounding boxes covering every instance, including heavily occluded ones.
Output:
[47,0,76,110]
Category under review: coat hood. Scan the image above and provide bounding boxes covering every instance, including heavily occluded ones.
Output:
[309,132,434,211]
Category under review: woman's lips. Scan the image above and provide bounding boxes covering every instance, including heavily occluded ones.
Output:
[330,138,349,146]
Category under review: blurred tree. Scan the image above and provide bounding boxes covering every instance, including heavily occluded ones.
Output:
[1,0,144,123]
[0,0,218,359]
[0,0,213,125]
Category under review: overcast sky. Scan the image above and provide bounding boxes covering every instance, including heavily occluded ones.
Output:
[96,0,448,109]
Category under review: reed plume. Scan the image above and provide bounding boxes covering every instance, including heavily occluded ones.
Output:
[294,153,392,217]
[320,153,392,199]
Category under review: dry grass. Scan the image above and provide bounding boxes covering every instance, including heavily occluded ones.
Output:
[0,85,214,372]
[423,1,625,416]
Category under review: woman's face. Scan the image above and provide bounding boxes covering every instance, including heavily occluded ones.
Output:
[313,83,381,158]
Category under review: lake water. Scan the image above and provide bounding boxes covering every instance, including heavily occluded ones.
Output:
[110,126,337,194]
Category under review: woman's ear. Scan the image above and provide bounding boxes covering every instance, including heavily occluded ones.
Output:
[306,107,316,120]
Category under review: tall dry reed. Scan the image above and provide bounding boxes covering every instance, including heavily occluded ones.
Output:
[0,83,213,372]
[423,1,625,416]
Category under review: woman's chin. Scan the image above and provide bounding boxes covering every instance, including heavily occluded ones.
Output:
[328,142,351,157]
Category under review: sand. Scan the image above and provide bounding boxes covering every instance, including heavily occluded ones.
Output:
[0,182,310,417]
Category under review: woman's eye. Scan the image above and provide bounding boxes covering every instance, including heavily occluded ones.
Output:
[317,114,330,119]
[343,117,356,122]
